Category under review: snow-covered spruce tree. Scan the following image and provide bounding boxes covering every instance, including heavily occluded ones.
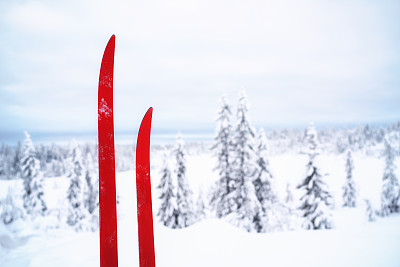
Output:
[66,139,86,226]
[0,148,5,178]
[12,141,22,178]
[253,128,275,204]
[0,187,23,225]
[196,189,207,221]
[364,199,376,222]
[0,144,11,179]
[252,128,276,232]
[83,152,98,215]
[174,135,197,228]
[229,91,262,232]
[233,178,262,232]
[285,183,294,205]
[48,143,66,177]
[21,131,47,216]
[79,151,100,231]
[157,148,178,228]
[343,150,357,207]
[297,123,334,230]
[210,95,235,218]
[1,144,17,179]
[381,137,400,216]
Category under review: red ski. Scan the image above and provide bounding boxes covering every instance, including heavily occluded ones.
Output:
[136,108,156,267]
[98,35,118,267]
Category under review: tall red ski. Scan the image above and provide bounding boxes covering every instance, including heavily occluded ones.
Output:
[98,35,118,267]
[136,108,156,267]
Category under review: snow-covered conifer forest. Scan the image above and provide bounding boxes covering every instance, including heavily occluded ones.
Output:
[1,93,400,266]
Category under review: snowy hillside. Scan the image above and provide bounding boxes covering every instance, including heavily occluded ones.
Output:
[1,102,399,266]
[1,149,400,267]
[4,215,400,267]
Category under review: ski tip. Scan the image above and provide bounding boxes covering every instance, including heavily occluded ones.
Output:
[107,35,115,47]
[99,34,115,66]
[138,107,153,133]
[142,107,153,124]
[136,107,153,159]
[146,107,153,120]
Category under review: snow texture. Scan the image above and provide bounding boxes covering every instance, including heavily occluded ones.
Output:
[1,169,400,267]
[98,98,112,119]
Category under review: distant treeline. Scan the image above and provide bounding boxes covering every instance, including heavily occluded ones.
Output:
[0,122,399,180]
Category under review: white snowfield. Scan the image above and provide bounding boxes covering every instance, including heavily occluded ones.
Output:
[1,152,400,267]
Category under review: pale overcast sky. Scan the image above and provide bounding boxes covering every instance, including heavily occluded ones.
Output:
[1,0,399,138]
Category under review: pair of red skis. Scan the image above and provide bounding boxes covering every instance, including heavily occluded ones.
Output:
[98,35,155,267]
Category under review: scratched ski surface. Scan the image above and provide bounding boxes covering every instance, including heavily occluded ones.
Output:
[136,108,156,267]
[98,35,118,267]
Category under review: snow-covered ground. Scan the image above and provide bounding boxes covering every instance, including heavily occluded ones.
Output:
[1,151,400,267]
[2,215,400,267]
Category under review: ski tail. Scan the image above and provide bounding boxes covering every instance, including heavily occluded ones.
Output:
[98,35,118,267]
[136,107,156,267]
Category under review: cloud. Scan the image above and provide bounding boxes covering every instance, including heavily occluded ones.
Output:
[5,2,68,34]
[0,0,399,135]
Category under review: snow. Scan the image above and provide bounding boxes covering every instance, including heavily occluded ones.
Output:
[2,211,400,266]
[1,151,400,266]
[156,217,400,267]
[98,98,112,119]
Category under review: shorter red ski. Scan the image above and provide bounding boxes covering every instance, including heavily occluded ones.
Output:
[136,108,156,267]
